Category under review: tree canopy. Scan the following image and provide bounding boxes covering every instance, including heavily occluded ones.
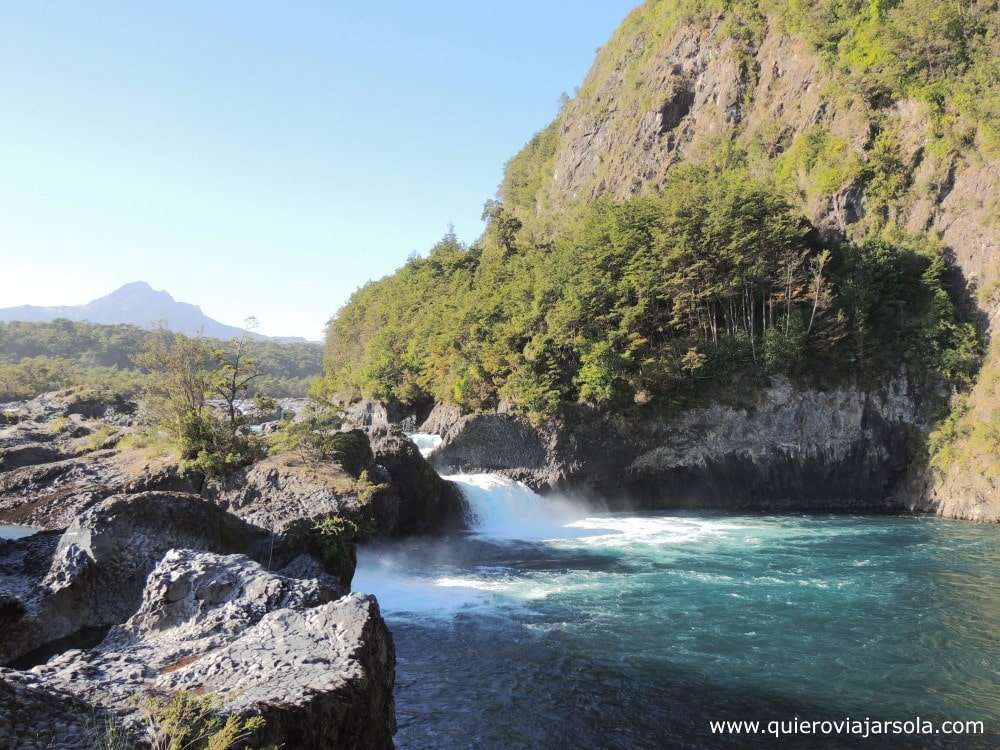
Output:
[322,162,980,420]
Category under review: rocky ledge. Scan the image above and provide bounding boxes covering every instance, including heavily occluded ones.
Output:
[1,549,395,749]
[0,390,437,748]
[420,376,926,512]
[210,428,466,539]
[1,390,467,537]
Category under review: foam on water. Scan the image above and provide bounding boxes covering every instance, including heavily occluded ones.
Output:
[446,473,594,541]
[407,432,443,457]
[561,515,748,549]
[351,553,499,619]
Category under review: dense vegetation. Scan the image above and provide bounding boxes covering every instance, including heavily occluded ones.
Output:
[323,160,980,419]
[0,320,322,401]
[322,0,993,424]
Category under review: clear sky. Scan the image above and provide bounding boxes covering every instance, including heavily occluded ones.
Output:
[2,1,638,339]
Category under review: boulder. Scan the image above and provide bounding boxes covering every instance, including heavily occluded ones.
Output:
[19,550,396,750]
[417,401,464,436]
[0,491,347,666]
[368,429,467,535]
[342,397,432,433]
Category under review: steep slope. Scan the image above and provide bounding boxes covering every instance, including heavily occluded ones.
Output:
[495,1,999,518]
[325,0,998,517]
[0,281,306,342]
[505,2,999,286]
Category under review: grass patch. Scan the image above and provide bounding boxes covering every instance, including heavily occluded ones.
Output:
[118,429,179,461]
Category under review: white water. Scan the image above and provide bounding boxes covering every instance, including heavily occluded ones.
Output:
[447,473,595,541]
[353,471,609,618]
[354,471,753,620]
[407,432,443,457]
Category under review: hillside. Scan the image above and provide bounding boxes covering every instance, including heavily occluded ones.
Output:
[0,320,323,401]
[322,0,998,515]
[0,281,307,342]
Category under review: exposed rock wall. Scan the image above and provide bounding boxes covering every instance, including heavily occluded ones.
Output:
[510,8,999,519]
[430,377,924,512]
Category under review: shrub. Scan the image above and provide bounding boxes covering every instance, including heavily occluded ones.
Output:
[268,404,345,462]
[139,691,265,750]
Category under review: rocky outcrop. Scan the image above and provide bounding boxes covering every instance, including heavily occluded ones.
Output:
[0,448,199,529]
[432,413,555,485]
[418,402,465,436]
[430,376,924,511]
[0,491,347,666]
[212,453,367,534]
[368,429,467,534]
[213,430,467,539]
[342,397,433,433]
[1,389,137,427]
[9,549,396,750]
[0,390,193,530]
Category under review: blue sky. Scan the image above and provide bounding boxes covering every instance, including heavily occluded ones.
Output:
[2,1,638,339]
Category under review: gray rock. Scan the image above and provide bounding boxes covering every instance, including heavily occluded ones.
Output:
[210,455,364,534]
[19,550,396,750]
[214,432,467,539]
[430,376,924,511]
[417,402,464,435]
[342,397,432,433]
[368,429,468,535]
[0,449,199,529]
[0,491,330,666]
[0,442,65,472]
[0,669,101,750]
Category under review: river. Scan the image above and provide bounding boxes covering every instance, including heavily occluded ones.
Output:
[354,440,999,749]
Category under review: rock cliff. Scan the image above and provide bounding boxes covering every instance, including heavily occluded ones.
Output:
[428,376,924,511]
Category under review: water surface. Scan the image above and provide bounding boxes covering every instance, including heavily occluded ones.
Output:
[0,524,40,540]
[355,475,1000,749]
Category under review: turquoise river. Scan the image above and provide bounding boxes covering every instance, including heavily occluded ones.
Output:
[354,471,999,749]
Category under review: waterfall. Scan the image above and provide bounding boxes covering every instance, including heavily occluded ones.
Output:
[407,432,443,458]
[446,473,588,541]
[405,432,588,540]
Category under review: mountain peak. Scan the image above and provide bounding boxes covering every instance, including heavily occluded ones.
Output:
[102,281,173,302]
[0,283,276,341]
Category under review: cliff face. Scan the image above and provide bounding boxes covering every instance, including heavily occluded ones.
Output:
[920,338,1000,521]
[427,376,923,512]
[515,8,999,290]
[499,4,999,518]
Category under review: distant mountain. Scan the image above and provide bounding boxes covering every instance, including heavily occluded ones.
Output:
[0,282,307,342]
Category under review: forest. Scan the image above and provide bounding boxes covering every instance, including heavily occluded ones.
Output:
[0,320,322,401]
[322,160,981,420]
[321,0,995,423]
